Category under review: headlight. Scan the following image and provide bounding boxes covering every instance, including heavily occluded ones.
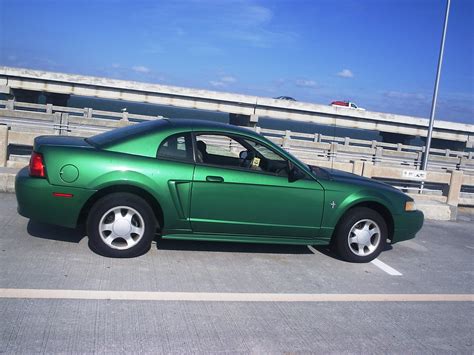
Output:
[405,200,417,211]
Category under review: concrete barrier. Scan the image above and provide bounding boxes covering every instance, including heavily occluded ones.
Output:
[1,101,473,211]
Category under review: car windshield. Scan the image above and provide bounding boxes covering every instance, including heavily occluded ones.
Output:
[86,119,168,147]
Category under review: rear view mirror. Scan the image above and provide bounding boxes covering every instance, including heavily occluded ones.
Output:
[288,165,305,182]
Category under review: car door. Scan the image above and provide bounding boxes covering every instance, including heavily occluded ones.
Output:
[189,133,324,239]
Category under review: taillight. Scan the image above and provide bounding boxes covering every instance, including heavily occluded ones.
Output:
[29,152,46,178]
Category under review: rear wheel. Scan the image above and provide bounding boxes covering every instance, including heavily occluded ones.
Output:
[87,193,156,258]
[333,207,387,263]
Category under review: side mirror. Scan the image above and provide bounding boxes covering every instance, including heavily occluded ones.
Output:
[288,164,305,182]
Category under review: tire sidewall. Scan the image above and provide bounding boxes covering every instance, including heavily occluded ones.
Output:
[334,207,387,263]
[87,193,156,258]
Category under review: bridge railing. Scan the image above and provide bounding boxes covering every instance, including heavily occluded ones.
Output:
[0,99,472,207]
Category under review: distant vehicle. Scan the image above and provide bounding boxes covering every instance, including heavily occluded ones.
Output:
[331,101,365,110]
[275,96,296,101]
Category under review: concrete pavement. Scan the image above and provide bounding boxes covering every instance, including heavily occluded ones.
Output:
[0,193,473,353]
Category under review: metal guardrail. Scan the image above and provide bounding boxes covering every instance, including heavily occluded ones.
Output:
[0,99,473,206]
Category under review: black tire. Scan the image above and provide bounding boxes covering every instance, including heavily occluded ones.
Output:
[87,193,157,258]
[333,207,387,263]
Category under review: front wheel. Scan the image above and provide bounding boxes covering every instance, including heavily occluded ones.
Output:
[87,193,157,258]
[333,207,387,263]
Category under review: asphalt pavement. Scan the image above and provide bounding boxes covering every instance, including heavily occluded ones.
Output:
[0,193,472,354]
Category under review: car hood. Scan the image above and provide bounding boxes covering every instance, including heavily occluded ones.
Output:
[309,165,401,193]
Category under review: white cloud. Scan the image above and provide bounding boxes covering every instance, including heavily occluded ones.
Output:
[384,91,426,100]
[132,65,151,73]
[210,75,237,88]
[221,76,236,83]
[210,80,226,87]
[337,69,354,78]
[295,79,317,88]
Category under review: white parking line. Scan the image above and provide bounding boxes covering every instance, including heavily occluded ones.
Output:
[307,245,319,254]
[0,288,472,302]
[371,258,403,276]
[466,246,474,250]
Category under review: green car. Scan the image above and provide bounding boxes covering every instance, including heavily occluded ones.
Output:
[15,119,423,262]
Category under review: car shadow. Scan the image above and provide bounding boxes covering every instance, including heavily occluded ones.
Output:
[27,221,86,243]
[155,237,315,255]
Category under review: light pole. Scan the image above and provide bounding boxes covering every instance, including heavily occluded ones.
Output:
[421,0,451,173]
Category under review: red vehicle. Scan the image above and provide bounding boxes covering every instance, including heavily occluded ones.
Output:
[331,101,365,110]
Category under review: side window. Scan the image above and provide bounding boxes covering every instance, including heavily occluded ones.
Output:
[157,133,193,162]
[195,134,246,168]
[243,138,289,176]
[195,133,290,177]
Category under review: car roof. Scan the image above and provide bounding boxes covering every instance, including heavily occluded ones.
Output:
[164,118,260,137]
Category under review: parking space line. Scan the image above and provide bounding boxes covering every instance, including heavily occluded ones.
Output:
[0,288,472,302]
[371,258,403,276]
[307,245,319,254]
[466,246,474,250]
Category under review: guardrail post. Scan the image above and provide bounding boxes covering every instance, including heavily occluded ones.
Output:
[6,99,14,110]
[0,125,8,167]
[374,147,383,165]
[447,170,463,206]
[53,113,61,135]
[362,162,374,178]
[255,126,261,134]
[329,142,338,161]
[282,130,291,148]
[313,133,320,142]
[46,104,53,114]
[415,151,423,168]
[344,137,350,146]
[121,111,129,121]
[352,160,364,176]
[61,113,69,135]
[84,108,93,119]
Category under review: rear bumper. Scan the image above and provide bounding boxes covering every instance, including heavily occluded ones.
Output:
[392,210,424,244]
[15,167,96,228]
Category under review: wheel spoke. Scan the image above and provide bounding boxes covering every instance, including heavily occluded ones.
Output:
[123,234,135,247]
[357,244,365,256]
[100,223,114,233]
[124,210,134,223]
[349,235,358,244]
[130,226,143,236]
[368,228,378,237]
[114,209,122,221]
[104,234,116,245]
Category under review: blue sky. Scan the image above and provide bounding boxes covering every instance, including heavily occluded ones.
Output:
[0,0,473,123]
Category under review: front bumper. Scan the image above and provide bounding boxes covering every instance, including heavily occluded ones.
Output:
[15,167,96,228]
[391,210,424,244]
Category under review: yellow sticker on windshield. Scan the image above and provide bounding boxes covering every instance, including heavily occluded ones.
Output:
[251,157,261,167]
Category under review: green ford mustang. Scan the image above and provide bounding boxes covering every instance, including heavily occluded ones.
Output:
[16,119,423,262]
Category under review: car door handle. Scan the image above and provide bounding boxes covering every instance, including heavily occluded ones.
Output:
[206,175,224,183]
